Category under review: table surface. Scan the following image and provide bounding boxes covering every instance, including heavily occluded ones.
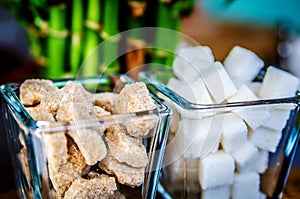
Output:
[283,168,300,199]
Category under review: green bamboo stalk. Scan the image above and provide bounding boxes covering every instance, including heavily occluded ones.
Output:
[70,0,83,76]
[102,0,119,37]
[47,3,68,78]
[152,0,180,68]
[100,0,120,74]
[82,0,102,77]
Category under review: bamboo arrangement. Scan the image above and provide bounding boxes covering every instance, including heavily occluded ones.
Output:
[6,0,196,79]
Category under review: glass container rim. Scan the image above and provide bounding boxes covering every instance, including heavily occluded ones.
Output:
[0,75,172,132]
[147,81,300,110]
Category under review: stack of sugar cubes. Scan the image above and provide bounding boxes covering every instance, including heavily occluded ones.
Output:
[163,45,299,199]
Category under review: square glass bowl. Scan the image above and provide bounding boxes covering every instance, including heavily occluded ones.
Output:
[0,75,172,199]
[143,74,300,199]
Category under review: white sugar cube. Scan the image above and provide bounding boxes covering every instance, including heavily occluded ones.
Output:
[167,77,183,91]
[230,142,260,172]
[174,116,222,158]
[199,151,235,190]
[168,76,214,120]
[201,185,231,199]
[197,114,226,157]
[227,84,259,102]
[177,118,208,158]
[232,172,260,199]
[247,82,262,96]
[224,45,264,82]
[167,157,199,184]
[201,61,237,103]
[249,127,282,153]
[259,66,299,99]
[173,46,214,82]
[234,107,270,130]
[261,108,291,130]
[165,118,205,160]
[164,117,219,166]
[176,77,213,104]
[256,149,269,174]
[220,113,248,152]
[231,77,245,88]
[227,84,270,130]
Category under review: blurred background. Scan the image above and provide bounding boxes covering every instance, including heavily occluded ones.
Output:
[1,0,300,198]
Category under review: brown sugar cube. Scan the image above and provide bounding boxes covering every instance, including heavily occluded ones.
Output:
[55,102,95,122]
[96,113,156,138]
[68,129,107,165]
[20,79,58,106]
[40,81,93,115]
[92,92,118,112]
[39,89,64,115]
[99,152,145,188]
[43,132,76,196]
[114,82,158,137]
[63,174,117,199]
[43,131,68,169]
[46,135,86,197]
[105,125,148,168]
[125,114,158,137]
[25,106,55,121]
[60,81,93,104]
[114,82,157,113]
[93,106,111,120]
[67,136,87,173]
[82,172,126,199]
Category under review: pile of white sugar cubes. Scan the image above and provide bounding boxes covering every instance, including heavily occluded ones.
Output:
[162,45,300,199]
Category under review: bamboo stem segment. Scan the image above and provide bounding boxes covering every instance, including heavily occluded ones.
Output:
[152,0,180,68]
[70,0,83,76]
[82,0,102,76]
[48,3,68,78]
[100,0,120,74]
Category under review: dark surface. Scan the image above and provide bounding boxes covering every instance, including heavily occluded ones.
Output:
[0,5,39,196]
